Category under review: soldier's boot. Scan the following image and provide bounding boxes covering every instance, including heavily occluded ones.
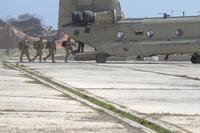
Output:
[25,51,31,62]
[20,52,24,62]
[32,55,37,62]
[28,57,32,62]
[52,53,56,63]
[65,50,70,63]
[52,58,56,63]
[65,55,67,63]
[43,55,49,62]
[65,59,68,63]
[39,55,42,63]
[28,55,32,62]
[20,57,23,62]
[43,57,46,62]
[81,45,84,53]
[65,55,68,63]
[77,45,81,53]
[44,53,51,62]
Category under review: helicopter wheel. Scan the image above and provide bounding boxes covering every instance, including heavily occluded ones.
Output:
[136,55,144,61]
[191,53,200,64]
[96,54,107,63]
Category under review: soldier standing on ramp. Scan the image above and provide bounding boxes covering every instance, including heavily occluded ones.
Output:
[73,40,85,54]
[43,38,57,63]
[32,37,44,62]
[62,37,74,63]
[18,35,31,62]
[77,41,85,53]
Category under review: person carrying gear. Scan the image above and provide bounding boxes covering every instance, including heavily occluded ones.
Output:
[32,38,44,62]
[43,38,57,63]
[77,41,85,53]
[73,40,85,54]
[18,35,31,62]
[62,37,75,63]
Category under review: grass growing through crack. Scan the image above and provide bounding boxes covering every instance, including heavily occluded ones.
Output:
[3,61,173,133]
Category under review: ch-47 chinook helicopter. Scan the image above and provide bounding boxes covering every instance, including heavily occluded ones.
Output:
[59,0,200,63]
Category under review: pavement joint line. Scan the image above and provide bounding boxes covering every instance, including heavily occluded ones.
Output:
[2,61,154,133]
[129,68,200,81]
[85,62,200,81]
[2,61,183,133]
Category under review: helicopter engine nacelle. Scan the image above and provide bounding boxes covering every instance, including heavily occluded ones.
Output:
[72,9,123,26]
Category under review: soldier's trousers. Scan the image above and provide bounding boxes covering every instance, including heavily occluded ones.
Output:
[44,51,55,63]
[20,50,31,62]
[78,44,85,53]
[65,47,74,62]
[33,51,42,62]
[65,49,70,62]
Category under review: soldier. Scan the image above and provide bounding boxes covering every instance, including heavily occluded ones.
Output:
[43,38,57,63]
[32,38,44,62]
[77,41,85,53]
[18,35,31,62]
[73,40,85,54]
[62,37,75,63]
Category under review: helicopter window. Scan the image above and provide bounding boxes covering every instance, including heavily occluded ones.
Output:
[117,31,125,40]
[147,31,154,38]
[176,29,183,37]
[135,30,144,36]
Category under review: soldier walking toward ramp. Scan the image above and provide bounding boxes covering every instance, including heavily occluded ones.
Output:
[18,35,31,62]
[62,37,74,63]
[43,38,57,63]
[32,38,44,62]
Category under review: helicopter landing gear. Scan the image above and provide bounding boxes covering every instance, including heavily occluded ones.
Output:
[191,53,200,64]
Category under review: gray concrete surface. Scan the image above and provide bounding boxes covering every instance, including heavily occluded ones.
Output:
[0,63,141,133]
[22,60,200,133]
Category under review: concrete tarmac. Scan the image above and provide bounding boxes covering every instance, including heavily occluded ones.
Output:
[23,60,200,133]
[0,63,141,133]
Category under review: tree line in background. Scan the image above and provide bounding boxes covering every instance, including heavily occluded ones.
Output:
[6,14,55,37]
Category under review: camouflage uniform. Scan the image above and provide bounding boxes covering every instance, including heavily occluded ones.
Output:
[32,39,44,62]
[77,41,85,53]
[62,38,74,63]
[18,37,31,62]
[44,39,57,63]
[73,41,85,54]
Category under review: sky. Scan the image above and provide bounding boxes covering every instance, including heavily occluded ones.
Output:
[0,0,200,29]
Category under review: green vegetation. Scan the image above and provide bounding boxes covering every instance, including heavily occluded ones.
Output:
[25,80,41,84]
[3,61,173,133]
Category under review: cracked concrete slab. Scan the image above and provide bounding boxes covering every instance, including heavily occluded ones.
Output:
[22,60,200,133]
[0,63,142,133]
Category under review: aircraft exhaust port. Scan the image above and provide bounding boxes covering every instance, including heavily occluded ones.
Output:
[72,9,123,26]
[72,10,95,25]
